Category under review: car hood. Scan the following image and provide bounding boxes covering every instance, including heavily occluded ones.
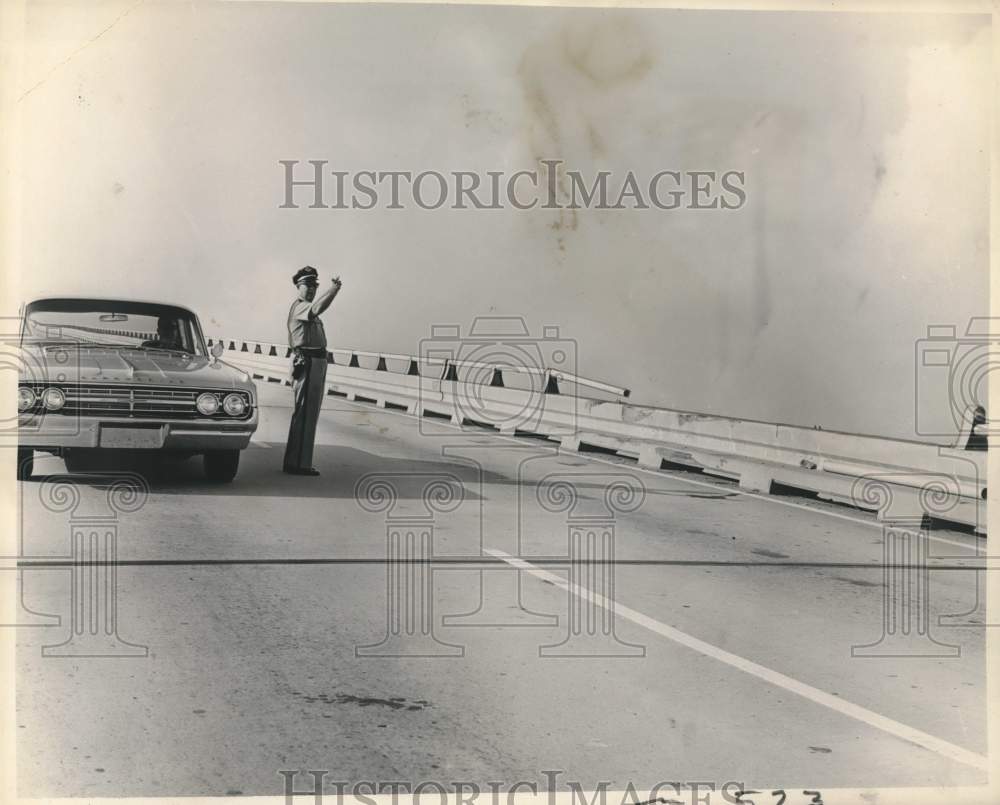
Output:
[19,344,253,391]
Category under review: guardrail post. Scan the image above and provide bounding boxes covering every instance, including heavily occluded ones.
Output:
[536,472,645,657]
[376,356,388,371]
[954,404,987,451]
[637,445,661,469]
[560,435,581,452]
[349,353,360,368]
[850,475,959,658]
[354,474,464,657]
[39,474,149,657]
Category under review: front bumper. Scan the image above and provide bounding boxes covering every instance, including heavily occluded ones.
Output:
[18,410,258,451]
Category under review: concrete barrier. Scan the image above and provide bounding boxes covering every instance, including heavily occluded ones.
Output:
[213,338,987,535]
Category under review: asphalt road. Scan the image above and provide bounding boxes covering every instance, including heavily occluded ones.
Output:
[12,384,990,797]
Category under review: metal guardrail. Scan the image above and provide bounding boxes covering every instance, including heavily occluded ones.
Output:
[216,337,987,535]
[207,337,631,399]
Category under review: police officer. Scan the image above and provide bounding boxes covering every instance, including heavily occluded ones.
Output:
[283,266,342,475]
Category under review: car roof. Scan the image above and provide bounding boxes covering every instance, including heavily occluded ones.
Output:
[24,297,199,317]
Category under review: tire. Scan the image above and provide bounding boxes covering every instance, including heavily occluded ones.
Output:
[63,450,86,473]
[16,449,33,481]
[204,449,240,482]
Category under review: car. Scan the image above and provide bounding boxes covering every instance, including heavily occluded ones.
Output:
[17,297,258,482]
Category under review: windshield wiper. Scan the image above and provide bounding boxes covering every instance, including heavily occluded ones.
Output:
[123,346,195,357]
[38,341,125,350]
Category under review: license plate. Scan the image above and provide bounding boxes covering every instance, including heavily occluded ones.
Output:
[100,426,165,448]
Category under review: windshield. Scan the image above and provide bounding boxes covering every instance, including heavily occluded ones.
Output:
[22,300,207,357]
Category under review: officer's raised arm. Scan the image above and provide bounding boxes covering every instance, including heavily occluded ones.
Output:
[310,275,342,318]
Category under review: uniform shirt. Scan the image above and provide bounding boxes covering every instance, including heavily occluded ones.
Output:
[287,299,327,350]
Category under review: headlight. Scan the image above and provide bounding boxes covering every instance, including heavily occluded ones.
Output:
[222,393,246,416]
[17,387,36,412]
[196,392,220,415]
[41,387,65,411]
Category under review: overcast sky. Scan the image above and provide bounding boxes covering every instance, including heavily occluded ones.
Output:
[9,1,990,440]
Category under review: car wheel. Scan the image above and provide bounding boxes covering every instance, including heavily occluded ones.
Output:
[63,450,86,473]
[204,449,240,482]
[17,449,33,481]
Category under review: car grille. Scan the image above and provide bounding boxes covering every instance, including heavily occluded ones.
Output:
[20,383,254,421]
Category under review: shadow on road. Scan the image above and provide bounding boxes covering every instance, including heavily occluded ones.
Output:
[25,445,508,500]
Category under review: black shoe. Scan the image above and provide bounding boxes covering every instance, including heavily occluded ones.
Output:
[284,467,320,476]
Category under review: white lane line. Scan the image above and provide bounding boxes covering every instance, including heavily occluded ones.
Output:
[486,547,989,772]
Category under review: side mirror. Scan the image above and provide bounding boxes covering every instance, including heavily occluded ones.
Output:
[211,342,225,359]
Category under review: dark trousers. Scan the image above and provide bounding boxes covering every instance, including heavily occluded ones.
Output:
[283,354,328,471]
